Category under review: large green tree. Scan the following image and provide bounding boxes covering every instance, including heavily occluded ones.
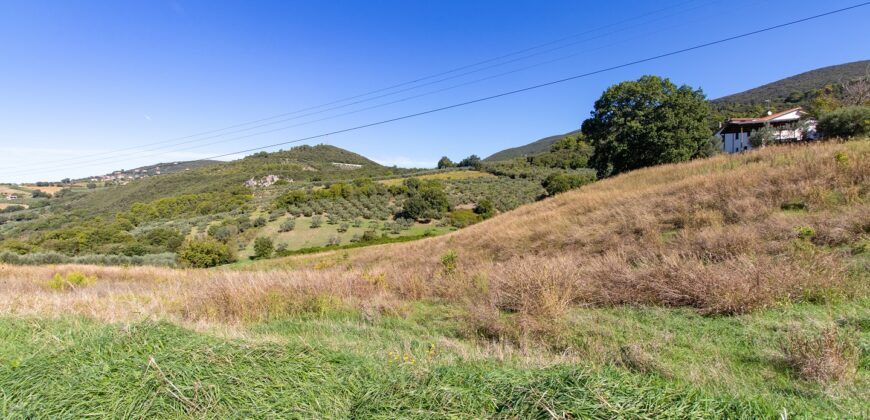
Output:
[582,75,712,176]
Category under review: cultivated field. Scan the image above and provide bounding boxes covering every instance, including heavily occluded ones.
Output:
[378,170,494,186]
[1,140,869,417]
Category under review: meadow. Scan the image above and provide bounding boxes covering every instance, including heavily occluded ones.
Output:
[1,140,869,417]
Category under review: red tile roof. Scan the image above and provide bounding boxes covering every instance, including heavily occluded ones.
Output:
[728,107,803,124]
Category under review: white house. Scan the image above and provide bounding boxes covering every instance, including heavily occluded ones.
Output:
[715,107,817,154]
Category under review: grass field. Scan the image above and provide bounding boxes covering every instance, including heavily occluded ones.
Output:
[378,170,494,186]
[236,216,453,259]
[0,284,865,417]
[1,141,869,416]
[0,185,28,195]
[20,184,65,194]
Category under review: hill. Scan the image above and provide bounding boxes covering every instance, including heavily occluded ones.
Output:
[75,159,222,184]
[1,140,866,417]
[712,60,870,106]
[484,129,581,161]
[56,144,393,216]
[0,142,563,259]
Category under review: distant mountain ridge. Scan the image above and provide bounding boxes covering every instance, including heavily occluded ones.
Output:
[485,61,869,162]
[77,160,221,183]
[484,129,581,162]
[712,60,869,106]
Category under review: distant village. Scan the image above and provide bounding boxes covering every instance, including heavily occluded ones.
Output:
[85,161,194,185]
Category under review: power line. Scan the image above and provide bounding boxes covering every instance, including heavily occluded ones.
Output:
[9,0,712,170]
[8,1,869,180]
[6,2,725,177]
[190,2,870,162]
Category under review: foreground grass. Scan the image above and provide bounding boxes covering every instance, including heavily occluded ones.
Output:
[0,300,867,418]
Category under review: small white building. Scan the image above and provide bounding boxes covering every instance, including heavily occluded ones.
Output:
[715,107,817,154]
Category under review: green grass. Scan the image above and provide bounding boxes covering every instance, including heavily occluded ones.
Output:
[238,216,453,259]
[378,170,494,186]
[0,300,866,417]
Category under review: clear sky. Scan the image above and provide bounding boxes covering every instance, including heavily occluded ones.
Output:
[1,0,869,182]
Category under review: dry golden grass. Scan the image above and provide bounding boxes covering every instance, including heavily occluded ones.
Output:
[782,325,860,384]
[21,184,65,194]
[1,141,869,340]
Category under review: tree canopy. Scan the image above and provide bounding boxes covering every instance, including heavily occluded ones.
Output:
[583,75,712,176]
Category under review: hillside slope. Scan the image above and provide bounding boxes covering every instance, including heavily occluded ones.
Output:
[2,140,868,417]
[484,129,581,161]
[345,140,870,314]
[712,60,870,106]
[55,144,395,216]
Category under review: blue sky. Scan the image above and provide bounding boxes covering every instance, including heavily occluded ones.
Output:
[1,0,869,182]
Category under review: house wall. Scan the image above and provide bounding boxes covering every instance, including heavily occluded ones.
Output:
[722,132,751,153]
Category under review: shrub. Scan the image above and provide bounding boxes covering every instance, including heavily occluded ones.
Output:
[177,239,235,268]
[279,218,296,232]
[209,225,234,242]
[338,222,349,233]
[252,216,267,227]
[252,237,274,260]
[268,209,285,221]
[48,271,95,290]
[361,230,379,242]
[447,209,482,228]
[473,199,495,219]
[782,326,859,383]
[818,106,870,138]
[31,190,52,199]
[310,215,323,228]
[542,172,594,196]
[441,250,458,274]
[796,225,816,240]
[327,235,341,246]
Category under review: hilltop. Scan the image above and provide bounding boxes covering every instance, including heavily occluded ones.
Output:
[75,160,222,184]
[55,144,394,216]
[483,129,582,162]
[1,140,867,417]
[712,59,870,106]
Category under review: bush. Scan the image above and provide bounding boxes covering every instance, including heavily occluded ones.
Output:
[252,237,274,260]
[177,239,235,268]
[782,326,859,383]
[279,218,296,232]
[473,199,495,219]
[542,172,595,196]
[48,271,95,290]
[441,250,458,274]
[361,230,379,242]
[818,106,870,138]
[31,190,52,199]
[310,215,323,228]
[447,209,482,228]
